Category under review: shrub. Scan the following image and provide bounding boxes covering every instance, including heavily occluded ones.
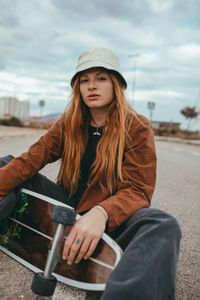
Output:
[0,116,24,127]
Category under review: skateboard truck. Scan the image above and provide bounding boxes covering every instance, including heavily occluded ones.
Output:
[31,205,77,297]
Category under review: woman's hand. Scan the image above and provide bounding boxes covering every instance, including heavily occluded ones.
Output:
[62,206,108,265]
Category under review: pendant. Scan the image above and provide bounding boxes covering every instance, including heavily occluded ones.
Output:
[93,131,101,136]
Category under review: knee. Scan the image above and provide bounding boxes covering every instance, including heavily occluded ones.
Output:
[0,155,15,168]
[151,209,182,243]
[161,210,181,236]
[135,208,182,241]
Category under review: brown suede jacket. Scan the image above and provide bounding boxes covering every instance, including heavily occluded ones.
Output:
[0,114,156,232]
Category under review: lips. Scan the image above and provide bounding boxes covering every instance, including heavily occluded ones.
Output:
[88,94,100,99]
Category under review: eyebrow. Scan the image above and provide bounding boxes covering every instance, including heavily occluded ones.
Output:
[80,71,105,78]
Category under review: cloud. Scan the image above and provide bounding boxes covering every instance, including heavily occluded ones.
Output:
[170,44,200,62]
[0,0,199,128]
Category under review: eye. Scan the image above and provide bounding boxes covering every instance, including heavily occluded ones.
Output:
[97,77,107,81]
[80,79,88,84]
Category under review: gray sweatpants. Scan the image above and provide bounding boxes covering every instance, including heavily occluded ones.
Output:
[103,208,181,300]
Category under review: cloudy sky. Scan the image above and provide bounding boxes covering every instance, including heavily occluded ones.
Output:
[0,0,200,129]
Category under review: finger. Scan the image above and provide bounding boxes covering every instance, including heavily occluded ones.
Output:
[62,230,77,260]
[74,238,92,264]
[84,238,99,260]
[67,237,83,265]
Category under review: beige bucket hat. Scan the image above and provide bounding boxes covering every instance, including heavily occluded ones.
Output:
[70,48,127,89]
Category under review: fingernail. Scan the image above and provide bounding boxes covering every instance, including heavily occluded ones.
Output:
[75,260,79,264]
[67,261,72,265]
[63,256,66,260]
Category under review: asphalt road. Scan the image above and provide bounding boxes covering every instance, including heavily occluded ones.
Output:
[0,133,199,300]
[153,141,200,300]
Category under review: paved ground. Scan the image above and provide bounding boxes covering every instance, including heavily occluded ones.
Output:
[152,141,200,300]
[0,125,46,138]
[0,126,199,299]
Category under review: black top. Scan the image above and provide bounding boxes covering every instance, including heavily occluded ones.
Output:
[69,125,103,209]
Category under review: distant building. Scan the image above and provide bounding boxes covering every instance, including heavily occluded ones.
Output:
[0,97,30,121]
[30,116,58,128]
[151,121,180,131]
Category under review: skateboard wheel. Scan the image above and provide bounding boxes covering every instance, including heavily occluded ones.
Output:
[52,205,77,225]
[31,272,57,296]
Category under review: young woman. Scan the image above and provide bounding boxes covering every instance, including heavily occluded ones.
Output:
[0,48,181,300]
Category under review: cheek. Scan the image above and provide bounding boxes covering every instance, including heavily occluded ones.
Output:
[80,87,85,100]
[106,85,114,101]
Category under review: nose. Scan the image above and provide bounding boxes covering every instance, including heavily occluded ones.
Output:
[88,79,97,90]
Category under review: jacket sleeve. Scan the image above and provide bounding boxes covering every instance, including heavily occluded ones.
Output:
[99,117,157,232]
[0,117,64,200]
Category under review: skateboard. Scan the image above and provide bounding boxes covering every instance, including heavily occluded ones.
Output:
[0,188,122,296]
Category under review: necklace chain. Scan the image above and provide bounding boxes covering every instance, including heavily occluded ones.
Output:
[91,117,106,136]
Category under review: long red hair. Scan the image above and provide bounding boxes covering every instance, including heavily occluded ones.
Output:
[57,72,136,195]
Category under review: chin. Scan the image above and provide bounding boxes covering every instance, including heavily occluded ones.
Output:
[87,104,103,109]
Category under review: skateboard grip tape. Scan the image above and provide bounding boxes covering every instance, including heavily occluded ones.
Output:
[52,206,77,225]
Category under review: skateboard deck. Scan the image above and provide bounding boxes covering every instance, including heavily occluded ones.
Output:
[0,188,122,291]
